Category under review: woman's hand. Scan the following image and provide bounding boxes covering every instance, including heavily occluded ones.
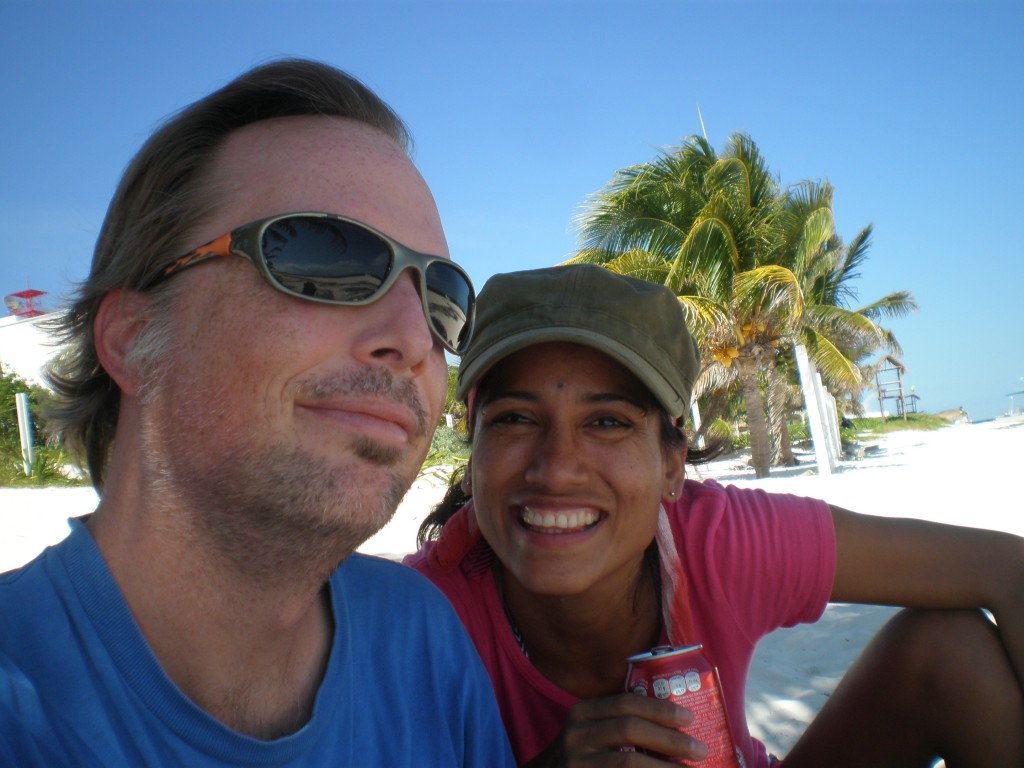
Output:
[524,693,708,767]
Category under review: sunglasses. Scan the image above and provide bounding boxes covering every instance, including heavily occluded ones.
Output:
[152,212,476,355]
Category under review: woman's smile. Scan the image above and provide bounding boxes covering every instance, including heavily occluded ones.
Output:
[518,505,602,534]
[469,342,683,598]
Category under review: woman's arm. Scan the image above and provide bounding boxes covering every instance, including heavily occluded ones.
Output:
[830,505,1024,686]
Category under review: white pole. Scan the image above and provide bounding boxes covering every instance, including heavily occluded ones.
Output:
[15,392,34,476]
[814,372,841,462]
[690,402,705,449]
[793,344,832,477]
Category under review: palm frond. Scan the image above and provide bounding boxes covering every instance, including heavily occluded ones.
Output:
[676,294,733,344]
[733,265,804,327]
[692,360,737,401]
[803,304,889,349]
[826,224,872,306]
[667,216,739,294]
[799,328,864,393]
[855,290,918,321]
[789,207,835,279]
[601,250,671,285]
[562,247,617,265]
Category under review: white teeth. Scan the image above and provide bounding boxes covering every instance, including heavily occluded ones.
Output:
[520,507,599,532]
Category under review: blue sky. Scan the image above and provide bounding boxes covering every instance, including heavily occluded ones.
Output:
[3,0,1022,420]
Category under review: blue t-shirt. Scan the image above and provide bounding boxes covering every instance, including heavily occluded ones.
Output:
[0,520,515,767]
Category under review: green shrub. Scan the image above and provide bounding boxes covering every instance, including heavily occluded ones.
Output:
[0,444,85,487]
[730,431,750,450]
[787,421,809,442]
[705,418,732,441]
[839,426,859,446]
[0,369,87,487]
[848,413,947,435]
[422,425,470,471]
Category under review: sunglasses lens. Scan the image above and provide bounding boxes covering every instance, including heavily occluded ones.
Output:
[262,217,392,300]
[425,262,474,353]
[261,215,473,353]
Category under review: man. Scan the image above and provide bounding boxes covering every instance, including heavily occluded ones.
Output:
[0,59,515,766]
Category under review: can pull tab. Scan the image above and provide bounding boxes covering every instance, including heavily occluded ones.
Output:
[651,643,703,656]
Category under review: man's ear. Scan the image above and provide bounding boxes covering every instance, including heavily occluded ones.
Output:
[94,289,152,397]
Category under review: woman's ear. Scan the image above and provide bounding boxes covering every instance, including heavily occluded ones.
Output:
[460,464,473,495]
[661,442,687,504]
[93,289,151,397]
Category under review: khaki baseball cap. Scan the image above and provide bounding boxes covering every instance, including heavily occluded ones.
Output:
[456,264,700,419]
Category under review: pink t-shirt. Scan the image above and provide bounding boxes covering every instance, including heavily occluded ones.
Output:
[404,479,835,767]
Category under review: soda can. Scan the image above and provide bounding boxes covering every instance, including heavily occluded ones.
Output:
[625,644,742,767]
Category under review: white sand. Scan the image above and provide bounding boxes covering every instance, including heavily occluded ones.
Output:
[2,419,1021,757]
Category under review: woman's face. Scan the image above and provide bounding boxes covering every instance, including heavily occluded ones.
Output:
[469,342,684,600]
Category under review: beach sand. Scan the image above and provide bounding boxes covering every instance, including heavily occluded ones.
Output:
[2,419,1021,757]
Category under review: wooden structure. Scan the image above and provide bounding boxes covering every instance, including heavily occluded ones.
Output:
[874,355,909,419]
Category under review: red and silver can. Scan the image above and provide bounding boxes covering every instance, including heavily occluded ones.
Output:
[625,644,742,767]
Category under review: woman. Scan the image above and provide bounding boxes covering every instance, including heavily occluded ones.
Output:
[405,264,1024,767]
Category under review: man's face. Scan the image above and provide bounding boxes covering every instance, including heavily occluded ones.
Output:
[137,116,450,572]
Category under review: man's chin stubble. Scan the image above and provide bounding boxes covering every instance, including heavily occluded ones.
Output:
[157,440,415,586]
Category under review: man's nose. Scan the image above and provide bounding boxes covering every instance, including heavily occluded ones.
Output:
[351,270,436,368]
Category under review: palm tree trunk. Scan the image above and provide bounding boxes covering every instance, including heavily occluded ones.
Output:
[766,353,797,467]
[735,352,771,478]
[693,389,727,444]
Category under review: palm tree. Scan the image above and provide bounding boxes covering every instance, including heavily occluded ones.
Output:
[738,182,917,464]
[573,136,915,477]
[574,132,783,476]
[442,363,466,431]
[729,232,916,463]
[793,220,917,400]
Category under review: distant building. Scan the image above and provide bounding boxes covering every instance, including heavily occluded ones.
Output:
[1,290,62,386]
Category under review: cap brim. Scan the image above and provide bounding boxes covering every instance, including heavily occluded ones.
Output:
[456,327,687,418]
